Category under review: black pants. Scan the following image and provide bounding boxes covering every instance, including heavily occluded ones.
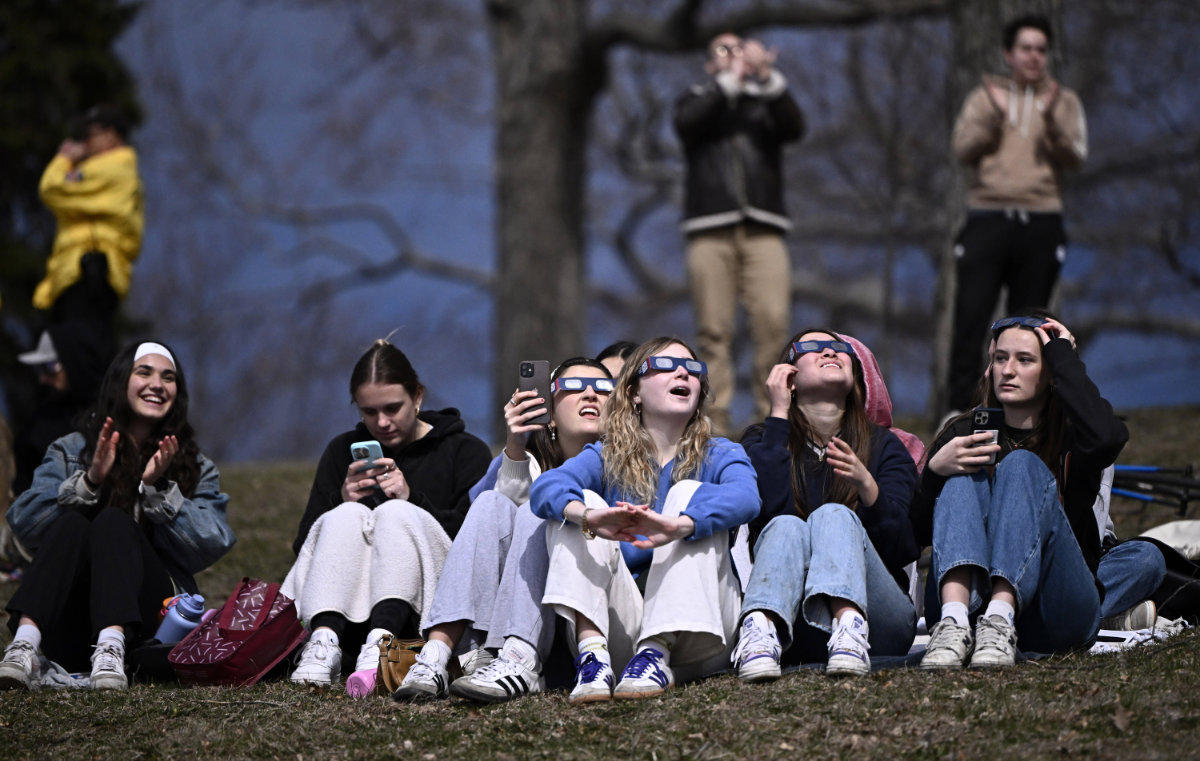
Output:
[947,210,1067,411]
[50,252,118,348]
[6,507,174,672]
[310,600,419,672]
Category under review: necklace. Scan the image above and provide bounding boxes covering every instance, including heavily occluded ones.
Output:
[1004,426,1035,451]
[807,432,840,462]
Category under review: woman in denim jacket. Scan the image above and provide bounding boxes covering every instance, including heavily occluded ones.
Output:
[0,340,234,690]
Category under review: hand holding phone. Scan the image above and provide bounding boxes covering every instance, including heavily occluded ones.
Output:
[970,408,1005,465]
[350,440,384,472]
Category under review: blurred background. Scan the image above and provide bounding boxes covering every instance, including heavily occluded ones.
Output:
[2,0,1197,462]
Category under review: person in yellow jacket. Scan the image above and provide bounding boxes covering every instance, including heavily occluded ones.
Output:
[36,105,144,328]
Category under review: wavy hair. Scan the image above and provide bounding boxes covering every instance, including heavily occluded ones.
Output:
[782,329,873,517]
[526,356,612,470]
[80,340,201,510]
[601,337,712,505]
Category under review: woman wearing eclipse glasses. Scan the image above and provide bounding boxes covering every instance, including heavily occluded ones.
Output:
[732,329,920,680]
[394,357,616,702]
[914,311,1128,669]
[530,337,760,703]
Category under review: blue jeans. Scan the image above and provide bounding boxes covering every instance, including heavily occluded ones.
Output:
[741,505,916,664]
[929,450,1100,653]
[1097,540,1166,619]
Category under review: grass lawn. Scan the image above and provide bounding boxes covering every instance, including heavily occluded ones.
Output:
[1,406,1197,760]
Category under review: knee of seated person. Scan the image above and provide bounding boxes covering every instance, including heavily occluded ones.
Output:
[996,448,1046,475]
[45,508,92,537]
[471,489,518,516]
[663,479,704,515]
[758,514,806,542]
[807,502,860,531]
[92,504,138,530]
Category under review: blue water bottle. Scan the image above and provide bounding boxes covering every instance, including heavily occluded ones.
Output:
[155,593,206,644]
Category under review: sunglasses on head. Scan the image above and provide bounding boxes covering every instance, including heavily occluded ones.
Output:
[787,340,855,363]
[991,316,1048,333]
[550,377,615,395]
[637,356,708,378]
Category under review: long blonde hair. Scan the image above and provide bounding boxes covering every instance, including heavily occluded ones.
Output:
[601,337,713,505]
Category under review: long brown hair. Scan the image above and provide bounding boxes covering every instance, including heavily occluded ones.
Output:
[974,312,1066,478]
[527,357,612,470]
[601,337,712,505]
[783,329,873,518]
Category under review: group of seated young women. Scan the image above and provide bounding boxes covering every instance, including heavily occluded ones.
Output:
[0,314,1164,700]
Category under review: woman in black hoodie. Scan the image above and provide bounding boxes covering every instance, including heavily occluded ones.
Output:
[281,339,490,691]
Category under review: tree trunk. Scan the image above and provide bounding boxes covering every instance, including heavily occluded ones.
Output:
[486,0,603,439]
[930,0,1062,420]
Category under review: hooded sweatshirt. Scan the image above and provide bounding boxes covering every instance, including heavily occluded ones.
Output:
[292,407,491,554]
[953,74,1087,212]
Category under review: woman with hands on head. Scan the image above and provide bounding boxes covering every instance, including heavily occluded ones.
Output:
[915,313,1127,670]
[394,357,616,703]
[283,339,490,691]
[732,330,919,681]
[530,337,760,704]
[0,341,233,691]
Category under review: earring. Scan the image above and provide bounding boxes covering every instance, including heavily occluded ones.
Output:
[550,427,557,441]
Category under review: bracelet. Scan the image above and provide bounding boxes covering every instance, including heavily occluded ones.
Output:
[82,472,99,491]
[580,507,596,540]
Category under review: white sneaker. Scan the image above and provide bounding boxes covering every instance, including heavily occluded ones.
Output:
[825,615,870,677]
[450,654,543,703]
[290,633,342,685]
[731,615,782,683]
[613,648,674,700]
[346,628,390,698]
[459,646,496,677]
[391,655,448,702]
[969,615,1017,668]
[0,640,39,691]
[1101,600,1157,631]
[920,618,974,670]
[90,640,128,690]
[568,651,614,705]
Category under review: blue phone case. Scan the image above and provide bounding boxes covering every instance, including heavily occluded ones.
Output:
[350,440,384,470]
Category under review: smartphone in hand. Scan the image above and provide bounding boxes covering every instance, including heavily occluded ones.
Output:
[350,440,384,473]
[518,360,552,426]
[971,408,1005,465]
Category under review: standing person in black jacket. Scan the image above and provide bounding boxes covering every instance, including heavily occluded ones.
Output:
[916,313,1127,670]
[281,339,491,691]
[674,33,805,436]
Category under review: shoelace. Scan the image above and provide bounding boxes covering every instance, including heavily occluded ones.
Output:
[929,619,970,648]
[975,616,1014,651]
[574,652,609,684]
[91,642,123,672]
[622,648,665,680]
[731,621,778,666]
[305,638,336,665]
[473,656,522,682]
[4,640,36,662]
[405,656,440,683]
[828,621,870,658]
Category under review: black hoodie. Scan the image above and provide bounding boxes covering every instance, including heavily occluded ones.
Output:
[292,407,491,555]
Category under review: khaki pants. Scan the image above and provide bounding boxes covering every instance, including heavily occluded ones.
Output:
[541,482,742,682]
[686,225,791,435]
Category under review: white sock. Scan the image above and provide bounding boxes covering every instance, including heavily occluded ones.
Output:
[984,599,1016,626]
[941,602,970,628]
[420,638,453,668]
[577,635,611,666]
[743,611,776,634]
[96,627,125,649]
[635,633,675,666]
[836,609,866,630]
[13,624,41,652]
[499,636,541,672]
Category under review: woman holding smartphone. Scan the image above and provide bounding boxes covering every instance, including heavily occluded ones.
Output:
[283,339,491,687]
[530,337,760,703]
[0,341,233,690]
[915,313,1127,669]
[393,357,615,702]
[731,330,919,680]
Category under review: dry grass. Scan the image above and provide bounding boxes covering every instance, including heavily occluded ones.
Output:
[1,406,1198,760]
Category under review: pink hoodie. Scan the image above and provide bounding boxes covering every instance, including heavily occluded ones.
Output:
[843,335,926,470]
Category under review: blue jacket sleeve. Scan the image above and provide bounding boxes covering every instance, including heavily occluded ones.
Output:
[6,434,86,548]
[679,439,761,540]
[148,453,236,575]
[530,444,606,521]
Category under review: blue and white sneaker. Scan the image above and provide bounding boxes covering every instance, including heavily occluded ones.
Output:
[568,651,614,705]
[613,648,674,700]
[825,614,870,677]
[732,615,782,683]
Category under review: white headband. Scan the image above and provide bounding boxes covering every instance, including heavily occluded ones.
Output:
[134,342,176,370]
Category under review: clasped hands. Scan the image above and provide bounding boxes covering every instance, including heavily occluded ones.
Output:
[571,500,695,549]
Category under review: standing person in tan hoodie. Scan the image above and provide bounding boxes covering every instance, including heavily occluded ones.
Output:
[945,15,1087,417]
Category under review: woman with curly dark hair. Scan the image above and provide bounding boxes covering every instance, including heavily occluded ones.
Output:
[0,341,234,690]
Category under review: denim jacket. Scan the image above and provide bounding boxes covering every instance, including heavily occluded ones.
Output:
[6,432,236,593]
